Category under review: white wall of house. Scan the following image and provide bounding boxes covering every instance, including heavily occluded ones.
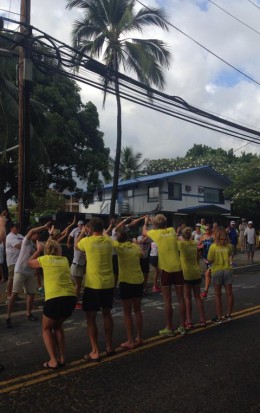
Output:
[79,169,231,215]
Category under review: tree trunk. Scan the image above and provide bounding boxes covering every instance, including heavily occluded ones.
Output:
[109,71,122,218]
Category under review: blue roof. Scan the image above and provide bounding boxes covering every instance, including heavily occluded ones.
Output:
[103,165,231,189]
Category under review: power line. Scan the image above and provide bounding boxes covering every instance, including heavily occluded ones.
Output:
[136,0,260,87]
[208,0,260,36]
[247,0,260,11]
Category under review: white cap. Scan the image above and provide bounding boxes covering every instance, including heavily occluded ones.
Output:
[230,221,236,225]
[195,223,201,227]
[78,220,84,225]
[248,221,253,224]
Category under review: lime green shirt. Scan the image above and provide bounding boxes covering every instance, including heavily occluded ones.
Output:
[177,240,201,280]
[38,255,76,301]
[113,241,144,284]
[147,228,181,272]
[78,235,114,289]
[207,243,232,274]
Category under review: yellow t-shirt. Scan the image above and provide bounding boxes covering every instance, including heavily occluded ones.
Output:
[147,228,181,272]
[207,243,232,274]
[38,255,76,301]
[177,240,201,281]
[78,235,114,289]
[113,241,144,284]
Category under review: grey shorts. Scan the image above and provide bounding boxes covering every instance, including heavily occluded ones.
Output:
[246,243,255,253]
[12,272,37,294]
[212,270,233,286]
[8,264,15,279]
[70,263,85,278]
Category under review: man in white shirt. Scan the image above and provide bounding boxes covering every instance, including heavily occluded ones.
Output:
[5,223,24,299]
[244,221,256,264]
[6,223,50,328]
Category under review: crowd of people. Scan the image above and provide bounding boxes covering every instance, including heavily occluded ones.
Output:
[0,212,257,371]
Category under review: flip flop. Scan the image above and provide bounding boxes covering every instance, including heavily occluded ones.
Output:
[83,354,100,363]
[120,343,135,350]
[58,361,66,367]
[106,349,115,357]
[43,361,59,370]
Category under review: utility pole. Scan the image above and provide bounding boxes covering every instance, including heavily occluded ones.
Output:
[18,0,32,233]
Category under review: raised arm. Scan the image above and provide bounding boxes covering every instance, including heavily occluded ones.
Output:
[60,215,76,236]
[142,215,150,237]
[127,215,146,228]
[28,240,44,269]
[26,222,51,240]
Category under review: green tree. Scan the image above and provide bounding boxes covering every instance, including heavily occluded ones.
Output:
[67,0,171,217]
[110,146,148,180]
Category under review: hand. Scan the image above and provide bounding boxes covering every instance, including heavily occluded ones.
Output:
[48,225,54,235]
[144,215,149,225]
[44,221,52,230]
[36,240,44,253]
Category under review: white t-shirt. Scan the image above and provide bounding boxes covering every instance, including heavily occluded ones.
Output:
[244,227,256,245]
[6,232,24,266]
[150,241,158,257]
[14,236,35,275]
[69,228,86,265]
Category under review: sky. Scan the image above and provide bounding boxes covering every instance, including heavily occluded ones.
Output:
[2,0,260,161]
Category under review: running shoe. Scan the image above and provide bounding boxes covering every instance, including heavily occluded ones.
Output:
[152,287,161,293]
[37,287,45,296]
[211,316,223,324]
[159,327,175,337]
[200,291,207,298]
[75,303,82,310]
[176,326,187,335]
[224,314,232,321]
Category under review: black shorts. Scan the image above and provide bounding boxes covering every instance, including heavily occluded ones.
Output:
[112,255,119,276]
[149,256,158,268]
[161,270,184,286]
[140,257,150,274]
[82,287,114,312]
[184,278,201,285]
[119,282,143,300]
[43,296,76,320]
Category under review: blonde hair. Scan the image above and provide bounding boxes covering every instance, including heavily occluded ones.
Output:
[182,226,192,240]
[44,240,61,256]
[214,227,229,245]
[152,214,167,229]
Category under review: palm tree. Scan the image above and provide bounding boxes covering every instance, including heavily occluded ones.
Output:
[110,146,148,180]
[66,0,171,217]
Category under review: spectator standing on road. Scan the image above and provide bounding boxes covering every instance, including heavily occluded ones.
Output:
[207,227,233,323]
[244,221,256,264]
[198,226,214,299]
[5,223,24,300]
[192,224,203,244]
[67,220,87,309]
[200,218,206,235]
[76,218,114,361]
[5,223,51,328]
[239,219,247,253]
[28,239,76,369]
[226,221,238,265]
[178,227,206,329]
[113,229,144,349]
[143,214,186,336]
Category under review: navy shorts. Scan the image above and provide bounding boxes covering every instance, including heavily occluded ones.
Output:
[140,257,150,274]
[119,282,143,300]
[184,278,201,285]
[150,256,158,267]
[82,287,114,312]
[44,296,76,320]
[161,270,184,286]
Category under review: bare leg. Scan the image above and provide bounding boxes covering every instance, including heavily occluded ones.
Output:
[102,308,114,354]
[174,285,186,327]
[42,315,59,368]
[204,269,211,293]
[85,310,100,359]
[74,276,83,301]
[133,297,143,345]
[7,292,18,319]
[53,319,65,364]
[143,272,149,290]
[26,294,34,317]
[161,286,173,330]
[184,284,192,324]
[224,284,234,316]
[153,267,161,289]
[121,299,135,348]
[193,284,206,322]
[214,284,222,319]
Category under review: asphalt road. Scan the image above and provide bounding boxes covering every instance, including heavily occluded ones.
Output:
[0,269,259,413]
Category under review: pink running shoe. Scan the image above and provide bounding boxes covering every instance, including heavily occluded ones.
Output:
[185,322,193,329]
[200,291,207,298]
[75,303,82,310]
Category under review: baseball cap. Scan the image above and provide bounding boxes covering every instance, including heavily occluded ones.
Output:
[195,223,201,227]
[10,222,19,228]
[78,220,84,225]
[248,221,253,224]
[230,221,236,225]
[242,218,246,221]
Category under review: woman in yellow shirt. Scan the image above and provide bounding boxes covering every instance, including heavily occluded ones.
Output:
[28,240,76,369]
[113,229,144,349]
[207,227,233,323]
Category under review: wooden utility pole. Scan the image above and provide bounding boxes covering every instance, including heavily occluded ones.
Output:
[18,0,31,233]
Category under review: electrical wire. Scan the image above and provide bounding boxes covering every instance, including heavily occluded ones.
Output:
[136,0,260,87]
[247,0,260,11]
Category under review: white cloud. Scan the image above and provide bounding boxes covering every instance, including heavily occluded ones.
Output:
[2,0,260,159]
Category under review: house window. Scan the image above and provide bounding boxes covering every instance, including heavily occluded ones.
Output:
[148,186,159,201]
[127,189,133,198]
[204,187,224,204]
[168,182,182,200]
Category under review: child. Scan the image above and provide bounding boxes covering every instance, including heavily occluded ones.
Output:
[207,227,233,323]
[178,227,206,328]
[113,229,144,349]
